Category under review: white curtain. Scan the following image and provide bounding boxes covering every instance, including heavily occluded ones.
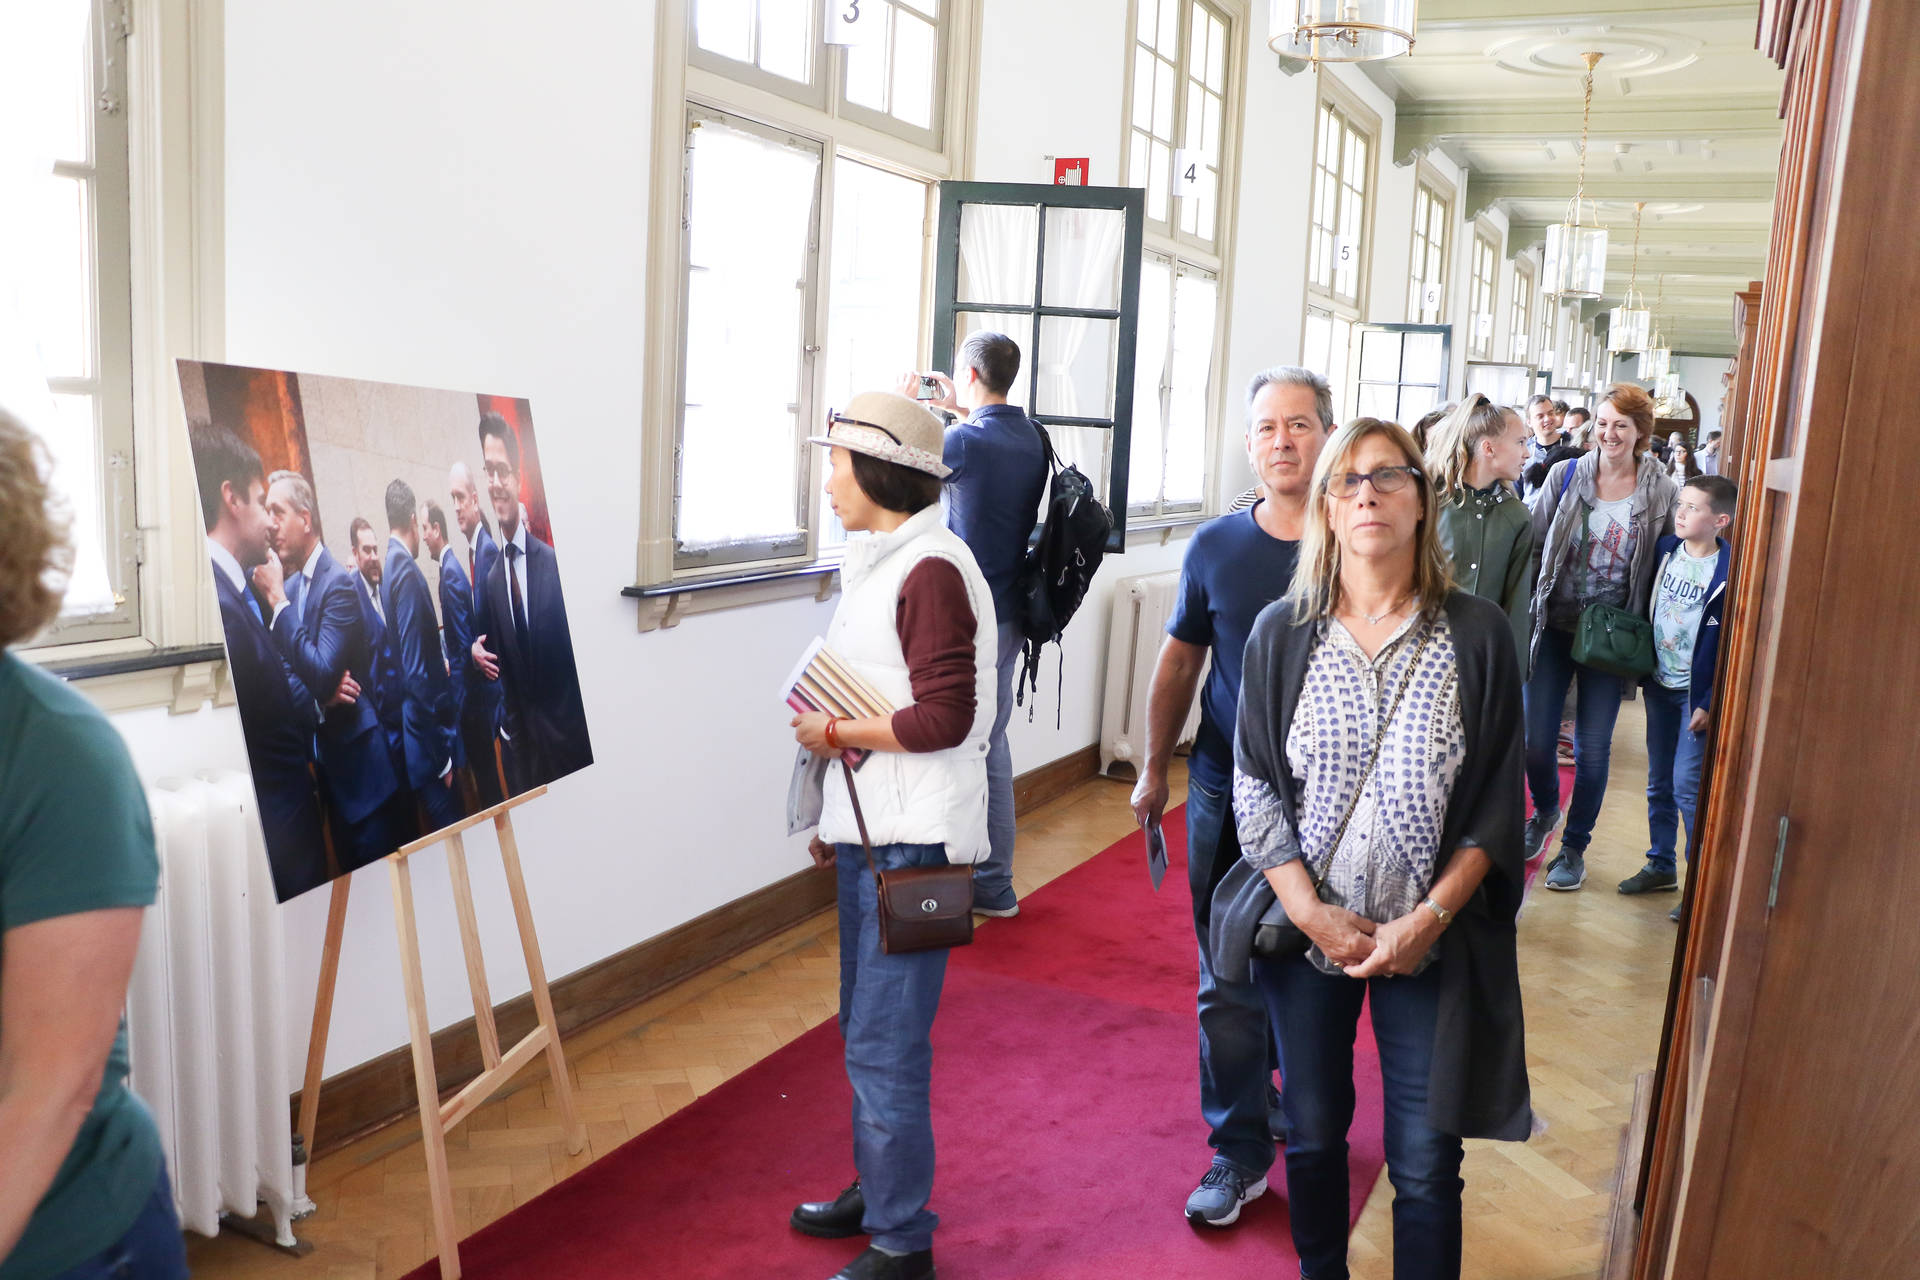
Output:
[956,203,1037,309]
[1035,209,1126,418]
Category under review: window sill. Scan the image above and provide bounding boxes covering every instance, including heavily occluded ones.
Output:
[1125,513,1208,547]
[26,642,231,716]
[622,562,841,632]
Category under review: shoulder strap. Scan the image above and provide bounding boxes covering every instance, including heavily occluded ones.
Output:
[842,762,883,892]
[1557,457,1576,505]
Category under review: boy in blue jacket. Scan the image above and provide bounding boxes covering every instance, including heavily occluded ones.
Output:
[1619,474,1737,903]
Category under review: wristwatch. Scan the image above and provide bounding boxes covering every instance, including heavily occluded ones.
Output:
[1421,896,1453,925]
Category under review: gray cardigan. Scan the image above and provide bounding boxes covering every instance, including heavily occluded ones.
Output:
[1224,589,1533,1142]
[1526,451,1677,674]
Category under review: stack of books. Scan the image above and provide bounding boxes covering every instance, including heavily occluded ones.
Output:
[782,638,896,768]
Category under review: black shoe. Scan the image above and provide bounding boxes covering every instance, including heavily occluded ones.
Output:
[1618,865,1679,895]
[829,1246,935,1280]
[792,1179,865,1239]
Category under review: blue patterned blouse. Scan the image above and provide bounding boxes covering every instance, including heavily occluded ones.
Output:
[1233,613,1466,977]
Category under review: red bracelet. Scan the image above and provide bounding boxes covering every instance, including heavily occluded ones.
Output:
[824,717,842,749]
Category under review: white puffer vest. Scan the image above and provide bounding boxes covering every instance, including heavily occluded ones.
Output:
[818,505,997,864]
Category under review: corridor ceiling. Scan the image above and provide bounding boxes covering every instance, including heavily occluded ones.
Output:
[1362,0,1784,356]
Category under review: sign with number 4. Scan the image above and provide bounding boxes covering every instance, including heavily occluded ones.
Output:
[1172,148,1203,196]
[826,0,881,45]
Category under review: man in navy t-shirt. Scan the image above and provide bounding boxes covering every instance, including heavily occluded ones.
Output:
[908,332,1048,918]
[1131,366,1333,1228]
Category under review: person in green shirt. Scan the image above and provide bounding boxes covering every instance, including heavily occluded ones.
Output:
[1426,395,1536,666]
[0,407,183,1280]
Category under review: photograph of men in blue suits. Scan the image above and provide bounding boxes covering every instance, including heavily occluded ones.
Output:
[381,481,464,834]
[471,412,592,789]
[448,464,507,808]
[255,480,405,873]
[192,423,331,900]
[347,517,414,846]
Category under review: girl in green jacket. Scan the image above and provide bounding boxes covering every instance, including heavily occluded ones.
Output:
[1426,395,1534,664]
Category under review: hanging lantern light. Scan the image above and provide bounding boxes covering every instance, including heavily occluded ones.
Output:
[1654,370,1683,416]
[1269,0,1418,63]
[1639,272,1673,379]
[1541,53,1609,301]
[1607,202,1652,353]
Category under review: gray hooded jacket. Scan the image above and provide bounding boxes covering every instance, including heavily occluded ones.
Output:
[1526,450,1677,674]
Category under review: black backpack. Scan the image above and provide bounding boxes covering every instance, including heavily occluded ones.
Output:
[1014,425,1113,721]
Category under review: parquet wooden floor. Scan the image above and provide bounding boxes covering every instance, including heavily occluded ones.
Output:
[188,703,1676,1280]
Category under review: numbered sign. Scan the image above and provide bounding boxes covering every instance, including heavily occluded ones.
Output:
[1475,313,1493,338]
[826,0,881,45]
[1172,148,1203,196]
[1421,283,1443,311]
[1332,235,1355,269]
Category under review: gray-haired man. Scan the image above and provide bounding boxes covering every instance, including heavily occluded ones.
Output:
[1131,367,1333,1226]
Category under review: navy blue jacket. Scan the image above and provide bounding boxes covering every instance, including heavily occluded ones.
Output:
[213,562,327,897]
[270,547,399,825]
[355,570,407,770]
[383,538,459,791]
[483,526,592,784]
[942,403,1048,626]
[1651,533,1731,716]
[463,526,504,731]
[437,546,472,759]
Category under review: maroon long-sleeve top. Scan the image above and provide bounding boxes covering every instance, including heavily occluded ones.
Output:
[888,558,979,753]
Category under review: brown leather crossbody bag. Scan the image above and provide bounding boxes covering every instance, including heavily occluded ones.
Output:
[843,764,974,954]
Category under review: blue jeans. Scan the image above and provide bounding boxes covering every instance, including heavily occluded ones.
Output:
[971,621,1022,910]
[836,840,951,1253]
[1524,626,1625,854]
[1185,778,1277,1177]
[1642,683,1706,875]
[1254,955,1463,1280]
[50,1158,188,1280]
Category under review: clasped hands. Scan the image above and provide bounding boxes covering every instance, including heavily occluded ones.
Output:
[1301,900,1444,980]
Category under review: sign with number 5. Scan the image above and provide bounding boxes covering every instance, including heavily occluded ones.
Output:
[826,0,881,45]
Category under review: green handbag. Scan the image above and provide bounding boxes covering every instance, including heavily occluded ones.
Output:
[1572,601,1656,679]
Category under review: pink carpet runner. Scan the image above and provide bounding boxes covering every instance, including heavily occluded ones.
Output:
[405,804,1388,1279]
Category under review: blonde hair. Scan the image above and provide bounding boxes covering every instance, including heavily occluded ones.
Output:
[1287,416,1454,624]
[1601,382,1658,457]
[1424,392,1513,502]
[0,407,74,647]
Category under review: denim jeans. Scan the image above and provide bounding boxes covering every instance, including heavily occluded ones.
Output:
[50,1158,188,1280]
[1524,625,1626,854]
[836,840,952,1253]
[1185,778,1277,1177]
[972,621,1022,911]
[1253,954,1464,1280]
[1642,683,1706,875]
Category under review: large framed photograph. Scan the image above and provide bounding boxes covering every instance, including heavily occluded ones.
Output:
[179,361,593,902]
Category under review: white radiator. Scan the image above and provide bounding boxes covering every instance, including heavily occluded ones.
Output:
[1099,571,1207,777]
[125,772,298,1247]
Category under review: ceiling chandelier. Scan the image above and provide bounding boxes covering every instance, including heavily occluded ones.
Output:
[1639,272,1673,380]
[1269,1,1418,63]
[1607,202,1652,353]
[1541,52,1609,301]
[1654,370,1683,417]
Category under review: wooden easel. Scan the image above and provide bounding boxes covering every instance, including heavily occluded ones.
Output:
[295,786,586,1280]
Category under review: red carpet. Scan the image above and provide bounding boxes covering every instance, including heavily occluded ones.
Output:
[1521,763,1580,898]
[406,805,1388,1279]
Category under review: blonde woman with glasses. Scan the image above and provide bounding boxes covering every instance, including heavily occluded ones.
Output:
[1214,417,1532,1280]
[1426,395,1535,664]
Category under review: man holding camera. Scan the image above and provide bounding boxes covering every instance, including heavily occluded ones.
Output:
[904,331,1048,918]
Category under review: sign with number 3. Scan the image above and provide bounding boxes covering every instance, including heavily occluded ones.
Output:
[826,0,881,45]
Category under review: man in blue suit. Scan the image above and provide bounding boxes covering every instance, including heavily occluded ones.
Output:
[190,423,330,900]
[471,413,592,790]
[381,480,463,834]
[448,464,506,807]
[255,478,405,872]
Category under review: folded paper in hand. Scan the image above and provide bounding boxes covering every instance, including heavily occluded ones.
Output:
[1144,817,1168,891]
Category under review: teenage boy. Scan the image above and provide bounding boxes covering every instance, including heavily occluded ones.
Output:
[1131,366,1333,1228]
[1619,474,1736,902]
[1520,396,1581,500]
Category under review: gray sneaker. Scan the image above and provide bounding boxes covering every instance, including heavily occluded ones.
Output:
[1524,807,1562,860]
[1184,1163,1267,1228]
[1544,849,1586,891]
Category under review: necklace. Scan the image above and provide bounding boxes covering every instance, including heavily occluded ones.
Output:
[1355,595,1412,626]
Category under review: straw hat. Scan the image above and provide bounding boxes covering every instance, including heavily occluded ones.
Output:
[807,391,952,479]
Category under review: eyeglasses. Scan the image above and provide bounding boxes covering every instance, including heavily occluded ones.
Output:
[1324,465,1423,499]
[826,410,901,445]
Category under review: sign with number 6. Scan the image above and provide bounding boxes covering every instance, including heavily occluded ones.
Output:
[826,0,881,45]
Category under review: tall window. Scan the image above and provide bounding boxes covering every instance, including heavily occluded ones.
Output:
[1301,306,1354,424]
[668,4,961,572]
[12,0,138,644]
[1511,260,1534,363]
[1407,176,1450,325]
[1128,0,1229,248]
[1467,226,1497,360]
[1131,253,1215,518]
[1307,93,1373,310]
